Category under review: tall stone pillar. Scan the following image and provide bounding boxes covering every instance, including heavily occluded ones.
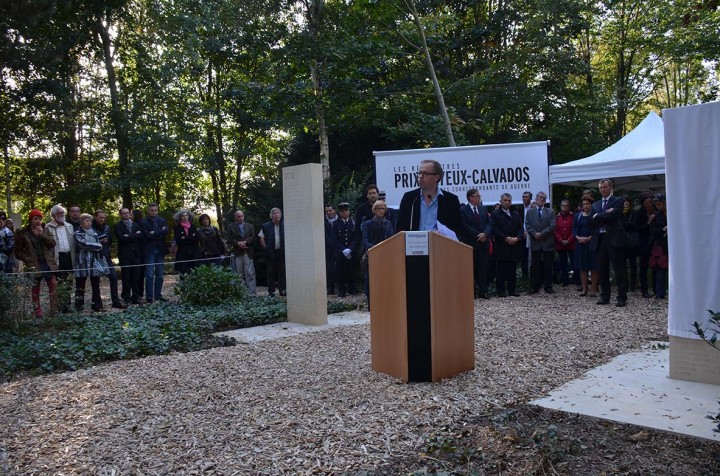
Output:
[282,163,328,325]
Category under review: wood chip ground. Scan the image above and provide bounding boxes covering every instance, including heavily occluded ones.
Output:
[1,287,717,474]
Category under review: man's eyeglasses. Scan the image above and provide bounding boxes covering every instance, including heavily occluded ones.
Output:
[417,171,438,177]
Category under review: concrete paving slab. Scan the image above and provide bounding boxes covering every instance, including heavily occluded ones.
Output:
[532,343,720,442]
[214,311,370,343]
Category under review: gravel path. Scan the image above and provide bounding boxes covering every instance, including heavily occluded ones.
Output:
[0,287,671,474]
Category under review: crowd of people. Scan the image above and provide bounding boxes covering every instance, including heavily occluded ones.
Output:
[0,204,292,317]
[0,163,669,317]
[323,166,670,308]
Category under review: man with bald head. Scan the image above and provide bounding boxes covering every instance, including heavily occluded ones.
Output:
[227,210,257,296]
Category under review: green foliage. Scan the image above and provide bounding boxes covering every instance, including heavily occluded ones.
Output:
[692,309,720,350]
[0,298,288,381]
[174,264,248,306]
[0,294,359,381]
[0,273,35,329]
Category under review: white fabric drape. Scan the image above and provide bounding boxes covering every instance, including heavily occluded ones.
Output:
[664,102,720,338]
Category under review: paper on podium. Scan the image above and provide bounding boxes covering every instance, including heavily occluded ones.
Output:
[436,221,458,241]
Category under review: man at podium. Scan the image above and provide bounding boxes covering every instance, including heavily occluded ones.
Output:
[396,159,462,238]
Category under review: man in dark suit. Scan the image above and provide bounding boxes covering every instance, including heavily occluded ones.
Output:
[227,210,257,296]
[525,191,556,294]
[324,204,338,295]
[589,178,628,307]
[396,159,463,237]
[492,193,524,297]
[114,207,144,305]
[461,189,493,299]
[333,202,358,297]
[140,203,170,303]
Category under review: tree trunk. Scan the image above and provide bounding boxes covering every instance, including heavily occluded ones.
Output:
[310,63,330,180]
[97,13,133,208]
[4,144,10,212]
[307,0,330,180]
[404,0,456,147]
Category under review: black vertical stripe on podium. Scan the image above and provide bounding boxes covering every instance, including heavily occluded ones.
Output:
[405,255,432,382]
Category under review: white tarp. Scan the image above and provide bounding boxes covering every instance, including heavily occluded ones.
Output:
[374,142,549,208]
[664,102,720,339]
[549,112,666,191]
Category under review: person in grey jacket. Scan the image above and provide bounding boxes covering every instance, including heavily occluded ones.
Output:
[74,214,105,312]
[525,191,556,294]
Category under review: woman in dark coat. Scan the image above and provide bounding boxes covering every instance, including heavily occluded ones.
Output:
[361,200,394,308]
[621,195,640,291]
[197,213,226,266]
[635,193,656,298]
[172,210,203,277]
[647,194,668,299]
[573,196,598,297]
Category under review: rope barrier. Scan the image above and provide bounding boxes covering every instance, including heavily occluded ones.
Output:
[2,255,233,277]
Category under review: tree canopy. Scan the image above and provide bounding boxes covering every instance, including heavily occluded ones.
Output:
[2,0,718,224]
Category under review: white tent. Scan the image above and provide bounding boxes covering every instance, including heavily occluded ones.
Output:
[549,112,666,191]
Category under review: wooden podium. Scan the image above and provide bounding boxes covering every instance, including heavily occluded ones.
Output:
[368,231,475,382]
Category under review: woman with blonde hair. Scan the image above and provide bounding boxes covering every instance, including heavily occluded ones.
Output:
[361,200,394,308]
[74,213,106,312]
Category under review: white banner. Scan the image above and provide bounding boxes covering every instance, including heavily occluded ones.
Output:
[374,142,550,208]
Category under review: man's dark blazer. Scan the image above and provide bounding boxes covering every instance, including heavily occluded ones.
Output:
[491,208,524,261]
[396,188,463,238]
[226,221,256,258]
[589,195,626,250]
[460,203,493,251]
[114,221,144,262]
[140,216,170,256]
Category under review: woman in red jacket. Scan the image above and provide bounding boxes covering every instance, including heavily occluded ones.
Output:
[554,199,576,287]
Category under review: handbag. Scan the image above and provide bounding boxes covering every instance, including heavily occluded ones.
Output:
[649,243,668,270]
[360,251,369,273]
[93,255,111,276]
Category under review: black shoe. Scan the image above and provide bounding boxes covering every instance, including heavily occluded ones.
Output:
[642,292,651,299]
[279,290,286,296]
[92,307,106,313]
[545,288,554,294]
[496,293,507,298]
[146,299,154,304]
[158,297,169,302]
[112,301,128,309]
[579,291,588,297]
[528,289,539,295]
[561,282,569,287]
[596,298,610,305]
[478,293,490,299]
[338,293,346,298]
[616,300,627,307]
[509,292,521,297]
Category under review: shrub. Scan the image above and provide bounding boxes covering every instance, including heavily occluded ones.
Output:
[174,264,247,306]
[0,273,35,329]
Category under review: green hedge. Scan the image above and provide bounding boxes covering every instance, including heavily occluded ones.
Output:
[0,298,358,381]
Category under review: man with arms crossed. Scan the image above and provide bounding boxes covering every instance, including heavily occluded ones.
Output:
[590,178,628,307]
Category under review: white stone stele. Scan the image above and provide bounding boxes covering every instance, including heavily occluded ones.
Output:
[282,163,328,326]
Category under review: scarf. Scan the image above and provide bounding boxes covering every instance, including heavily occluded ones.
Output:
[180,220,191,236]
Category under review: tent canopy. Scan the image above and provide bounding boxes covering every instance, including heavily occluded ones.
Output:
[549,112,666,191]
